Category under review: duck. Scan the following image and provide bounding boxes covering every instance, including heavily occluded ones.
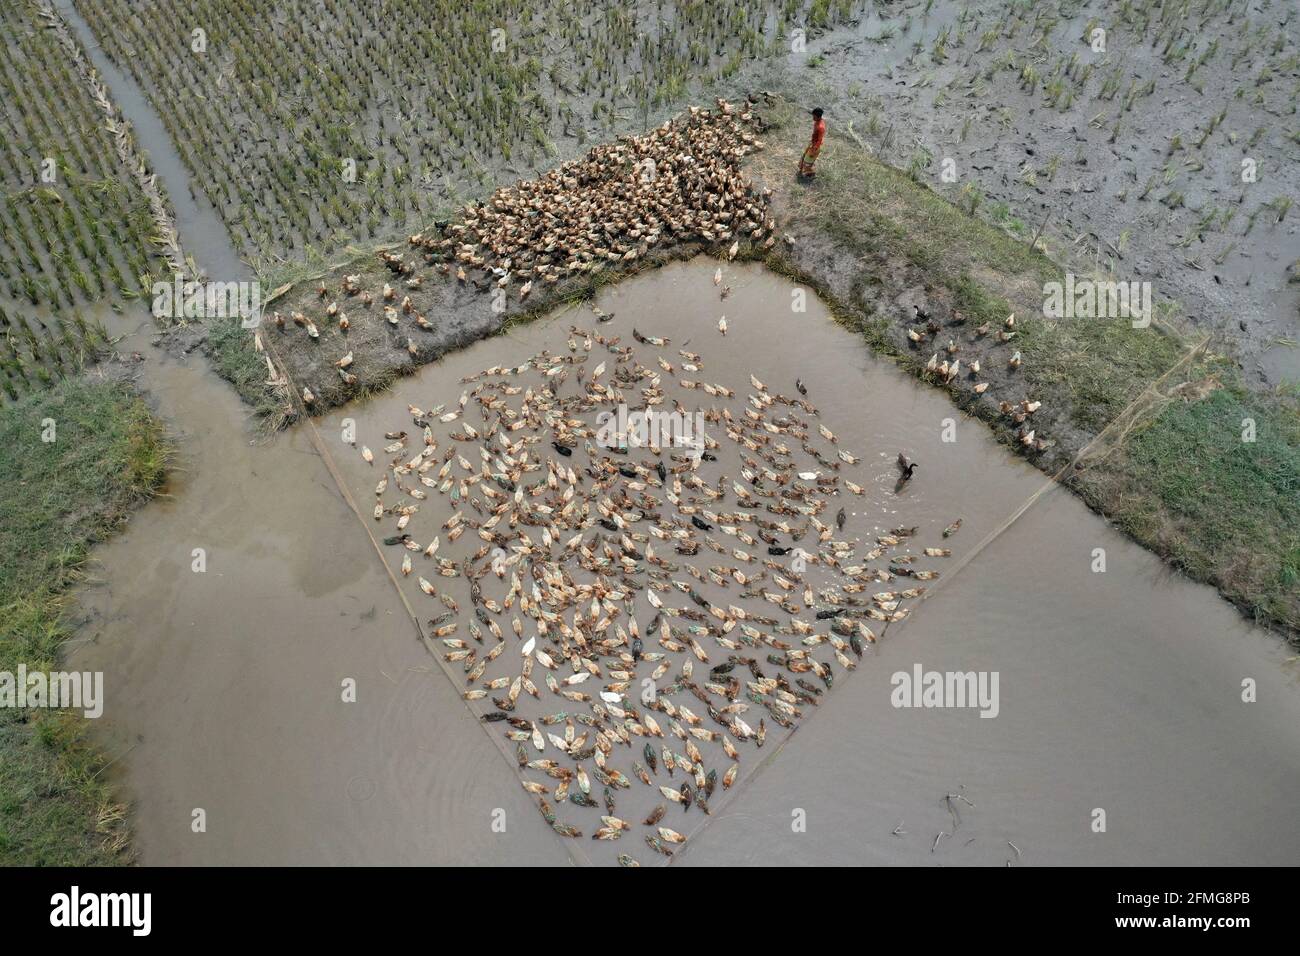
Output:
[897,452,918,481]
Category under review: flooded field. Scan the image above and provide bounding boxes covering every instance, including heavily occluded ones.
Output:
[57,257,1300,864]
[70,308,567,865]
[308,258,1298,865]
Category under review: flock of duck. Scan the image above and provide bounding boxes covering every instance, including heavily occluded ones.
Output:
[909,305,1052,453]
[417,96,775,292]
[354,291,958,865]
[257,98,774,407]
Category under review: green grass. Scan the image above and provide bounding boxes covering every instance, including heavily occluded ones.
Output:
[0,376,169,864]
[204,316,282,422]
[1079,376,1300,631]
[1018,312,1186,433]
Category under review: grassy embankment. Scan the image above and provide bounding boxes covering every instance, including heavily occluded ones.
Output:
[0,376,169,864]
[752,99,1299,636]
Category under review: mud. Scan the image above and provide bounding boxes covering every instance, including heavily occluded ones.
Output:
[752,0,1300,388]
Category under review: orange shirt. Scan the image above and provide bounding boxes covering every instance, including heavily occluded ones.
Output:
[810,118,826,149]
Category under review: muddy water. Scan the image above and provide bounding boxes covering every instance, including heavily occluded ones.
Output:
[70,308,568,865]
[320,257,1057,865]
[676,483,1300,866]
[320,257,1300,864]
[74,258,1300,864]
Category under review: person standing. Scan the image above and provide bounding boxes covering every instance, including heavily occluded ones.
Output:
[798,107,826,178]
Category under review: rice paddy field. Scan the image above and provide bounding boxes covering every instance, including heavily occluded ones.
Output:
[70,0,859,275]
[0,1,175,402]
[0,0,1297,881]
